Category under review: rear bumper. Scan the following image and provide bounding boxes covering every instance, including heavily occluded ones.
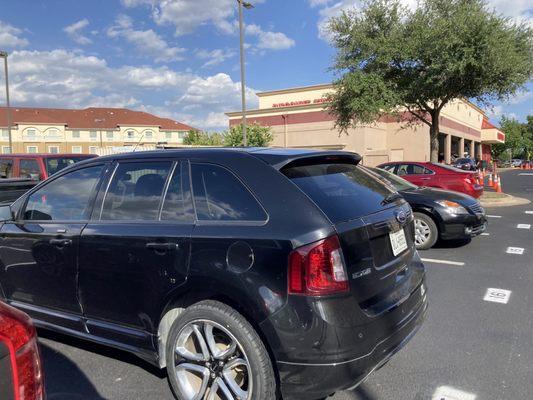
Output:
[274,283,427,399]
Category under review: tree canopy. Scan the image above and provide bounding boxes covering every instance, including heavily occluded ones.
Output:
[327,0,533,162]
[493,115,533,160]
[183,124,273,147]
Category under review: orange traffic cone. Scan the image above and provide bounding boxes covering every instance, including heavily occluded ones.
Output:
[488,173,493,187]
[496,175,502,193]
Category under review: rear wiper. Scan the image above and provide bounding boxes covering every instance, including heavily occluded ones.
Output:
[381,192,403,205]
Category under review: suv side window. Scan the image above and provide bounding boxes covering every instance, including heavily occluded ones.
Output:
[19,159,41,180]
[101,161,172,221]
[398,164,430,175]
[24,165,104,221]
[191,163,267,222]
[0,159,13,178]
[161,163,193,222]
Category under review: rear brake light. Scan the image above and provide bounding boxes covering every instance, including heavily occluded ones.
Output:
[288,235,349,296]
[0,305,45,400]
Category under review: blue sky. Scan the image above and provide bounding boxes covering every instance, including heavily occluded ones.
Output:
[0,0,531,130]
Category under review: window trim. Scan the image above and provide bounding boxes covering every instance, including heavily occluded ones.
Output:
[97,159,177,223]
[17,163,109,223]
[190,162,269,226]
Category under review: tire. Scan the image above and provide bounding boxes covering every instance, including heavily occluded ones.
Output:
[166,300,276,400]
[413,212,438,250]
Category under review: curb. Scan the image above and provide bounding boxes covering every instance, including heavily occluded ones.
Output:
[480,193,531,208]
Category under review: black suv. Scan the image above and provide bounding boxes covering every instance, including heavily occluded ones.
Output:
[0,148,427,400]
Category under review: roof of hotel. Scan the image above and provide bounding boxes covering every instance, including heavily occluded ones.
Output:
[481,118,499,130]
[0,107,196,131]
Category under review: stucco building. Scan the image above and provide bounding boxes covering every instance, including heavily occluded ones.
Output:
[0,107,195,155]
[227,84,505,166]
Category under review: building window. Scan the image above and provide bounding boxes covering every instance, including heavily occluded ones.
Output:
[72,130,81,138]
[106,131,114,140]
[178,131,187,139]
[47,129,59,138]
[89,146,99,154]
[127,130,135,139]
[2,146,11,154]
[26,129,36,138]
[144,130,153,139]
[71,146,82,154]
[90,131,98,141]
[27,146,38,154]
[165,132,172,140]
[1,129,9,139]
[48,146,60,154]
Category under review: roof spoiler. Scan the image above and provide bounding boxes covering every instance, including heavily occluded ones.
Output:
[273,152,362,171]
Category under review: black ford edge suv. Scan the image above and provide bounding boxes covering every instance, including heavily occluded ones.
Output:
[0,148,427,400]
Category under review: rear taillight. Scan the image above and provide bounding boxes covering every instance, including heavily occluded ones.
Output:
[288,235,349,296]
[0,305,45,400]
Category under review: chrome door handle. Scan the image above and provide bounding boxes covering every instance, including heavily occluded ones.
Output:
[49,238,72,247]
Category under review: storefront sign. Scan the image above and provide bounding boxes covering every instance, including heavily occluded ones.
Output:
[272,98,330,108]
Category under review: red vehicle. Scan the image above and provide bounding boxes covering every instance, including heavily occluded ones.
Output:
[377,161,483,198]
[0,301,45,400]
[0,153,96,181]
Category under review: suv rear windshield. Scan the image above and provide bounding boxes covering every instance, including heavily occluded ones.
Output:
[45,157,89,176]
[282,162,397,223]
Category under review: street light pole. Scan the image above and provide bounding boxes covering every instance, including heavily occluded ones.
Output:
[237,0,253,147]
[0,51,12,153]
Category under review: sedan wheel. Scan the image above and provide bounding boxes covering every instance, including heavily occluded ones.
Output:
[413,212,438,250]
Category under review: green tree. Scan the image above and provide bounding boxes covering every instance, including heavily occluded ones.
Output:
[328,0,533,162]
[493,115,533,160]
[223,124,273,147]
[183,130,224,146]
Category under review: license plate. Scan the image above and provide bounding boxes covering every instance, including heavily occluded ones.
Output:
[389,229,408,256]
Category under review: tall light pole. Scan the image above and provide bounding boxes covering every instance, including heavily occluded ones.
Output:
[0,51,12,153]
[237,0,253,147]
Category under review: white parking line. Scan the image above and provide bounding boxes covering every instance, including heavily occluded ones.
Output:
[518,173,533,176]
[517,224,531,229]
[432,386,477,400]
[526,211,533,215]
[484,288,512,304]
[506,247,525,255]
[421,258,465,266]
[480,232,490,236]
[487,215,502,218]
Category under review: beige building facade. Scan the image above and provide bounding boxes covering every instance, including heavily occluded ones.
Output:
[0,107,196,155]
[227,84,505,166]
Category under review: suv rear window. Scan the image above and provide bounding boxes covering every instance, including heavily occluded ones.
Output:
[45,157,90,176]
[282,162,396,223]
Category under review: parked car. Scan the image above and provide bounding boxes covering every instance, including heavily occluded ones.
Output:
[0,301,45,400]
[0,153,97,181]
[367,167,487,249]
[452,157,477,171]
[511,159,523,168]
[0,178,39,205]
[377,161,483,198]
[0,148,427,400]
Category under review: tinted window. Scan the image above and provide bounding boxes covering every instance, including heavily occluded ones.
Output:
[191,164,266,222]
[161,163,193,222]
[397,164,431,175]
[368,167,418,191]
[24,166,103,221]
[101,162,171,220]
[19,159,41,180]
[282,162,395,223]
[45,157,90,176]
[381,164,396,173]
[0,159,13,178]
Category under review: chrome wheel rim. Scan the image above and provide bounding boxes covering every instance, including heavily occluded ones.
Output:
[414,218,431,246]
[173,320,251,400]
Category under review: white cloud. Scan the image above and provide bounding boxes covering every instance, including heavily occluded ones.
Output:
[245,24,295,50]
[308,0,333,7]
[195,48,236,68]
[0,21,28,48]
[509,90,533,105]
[486,105,504,118]
[7,49,254,130]
[63,19,92,45]
[107,15,185,62]
[122,0,265,36]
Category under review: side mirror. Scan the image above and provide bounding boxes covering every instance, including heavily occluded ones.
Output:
[0,204,13,222]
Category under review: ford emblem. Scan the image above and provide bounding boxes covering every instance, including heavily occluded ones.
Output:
[395,210,407,224]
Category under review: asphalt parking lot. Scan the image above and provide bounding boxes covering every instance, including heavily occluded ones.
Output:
[39,169,532,400]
